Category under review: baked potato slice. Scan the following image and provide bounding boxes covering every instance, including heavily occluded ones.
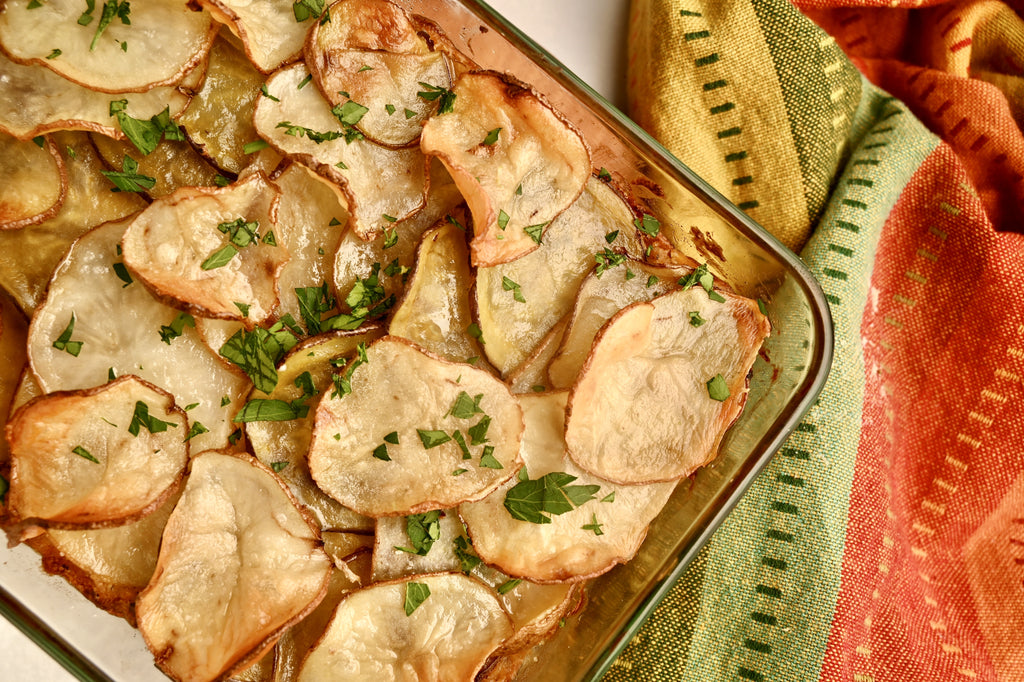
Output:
[308,336,523,516]
[0,132,66,230]
[121,172,287,325]
[137,451,332,682]
[565,286,770,484]
[295,573,512,682]
[253,62,428,241]
[460,392,675,581]
[27,218,250,452]
[196,0,310,74]
[420,71,590,266]
[5,375,188,528]
[91,134,222,199]
[306,0,435,55]
[0,0,216,93]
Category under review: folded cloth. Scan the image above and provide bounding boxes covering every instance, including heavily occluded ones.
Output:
[610,1,1024,680]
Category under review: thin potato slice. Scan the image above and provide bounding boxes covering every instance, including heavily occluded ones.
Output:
[137,451,332,682]
[0,133,66,230]
[565,287,770,484]
[91,135,222,199]
[0,291,28,463]
[197,0,310,74]
[505,316,567,395]
[296,573,513,682]
[271,163,349,326]
[308,336,523,516]
[460,392,675,582]
[253,63,428,241]
[389,214,483,363]
[0,133,146,314]
[307,0,433,55]
[0,50,194,142]
[476,178,637,375]
[546,260,685,390]
[0,0,216,93]
[5,376,187,528]
[28,218,250,452]
[420,71,590,266]
[313,50,451,147]
[371,510,463,581]
[25,485,182,624]
[246,331,382,532]
[333,157,463,316]
[122,172,287,325]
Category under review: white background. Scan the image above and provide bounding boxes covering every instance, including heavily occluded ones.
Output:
[0,1,631,679]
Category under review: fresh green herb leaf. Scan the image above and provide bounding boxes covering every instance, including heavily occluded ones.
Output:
[382,213,397,223]
[479,446,502,469]
[688,311,706,327]
[183,402,199,411]
[294,281,336,335]
[482,127,501,145]
[453,536,481,574]
[128,401,177,436]
[0,474,7,504]
[646,275,658,288]
[497,579,522,595]
[276,121,348,144]
[524,222,547,245]
[219,324,298,393]
[382,258,409,279]
[243,139,270,154]
[531,385,545,393]
[706,374,730,401]
[217,217,261,247]
[467,415,490,446]
[605,230,619,244]
[382,228,398,249]
[329,342,368,398]
[101,155,155,192]
[263,230,277,246]
[497,209,510,230]
[332,100,369,126]
[404,582,430,615]
[52,313,83,357]
[233,398,309,422]
[260,83,280,102]
[292,0,325,22]
[448,391,484,419]
[220,395,232,407]
[502,276,525,303]
[417,429,452,449]
[107,367,116,382]
[625,269,636,280]
[78,0,95,25]
[757,298,768,315]
[27,0,44,8]
[634,213,660,237]
[598,167,612,181]
[385,103,396,115]
[110,103,184,156]
[451,429,471,459]
[601,492,615,503]
[395,510,442,555]
[384,431,400,445]
[46,48,61,59]
[270,461,289,472]
[453,468,468,476]
[594,248,626,277]
[404,108,417,119]
[582,513,605,536]
[467,322,485,345]
[200,244,238,270]
[159,312,196,344]
[89,0,131,52]
[297,74,313,89]
[227,428,242,445]
[416,82,456,114]
[112,261,133,287]
[72,445,99,463]
[213,174,230,187]
[503,471,600,524]
[184,422,208,442]
[372,443,391,461]
[515,183,523,196]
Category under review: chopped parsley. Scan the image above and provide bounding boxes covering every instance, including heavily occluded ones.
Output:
[678,263,726,302]
[497,579,522,595]
[497,209,510,230]
[395,511,442,556]
[404,582,431,616]
[52,313,83,357]
[243,139,269,154]
[184,422,208,442]
[382,228,398,249]
[46,48,61,59]
[706,374,730,402]
[453,536,481,574]
[260,83,280,102]
[479,446,502,469]
[270,461,289,472]
[593,248,626,277]
[598,167,612,181]
[404,108,417,119]
[605,230,619,244]
[109,100,184,156]
[601,492,616,503]
[159,312,196,344]
[466,323,485,345]
[448,391,484,420]
[86,0,131,52]
[688,311,706,327]
[297,74,313,89]
[582,513,605,536]
[233,398,308,423]
[502,276,525,303]
[503,471,599,524]
[634,213,660,237]
[127,401,177,436]
[372,443,391,461]
[101,155,155,193]
[330,342,368,399]
[292,0,326,22]
[331,100,368,143]
[276,121,346,144]
[416,82,456,114]
[219,323,299,393]
[524,222,547,245]
[467,415,490,445]
[385,103,396,115]
[72,445,99,463]
[417,429,452,449]
[482,127,501,145]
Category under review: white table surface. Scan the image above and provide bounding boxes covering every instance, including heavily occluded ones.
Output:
[0,1,631,680]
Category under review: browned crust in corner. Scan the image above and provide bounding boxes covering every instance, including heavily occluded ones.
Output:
[0,135,68,231]
[4,374,190,529]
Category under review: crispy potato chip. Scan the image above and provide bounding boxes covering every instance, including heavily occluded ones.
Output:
[253,62,428,241]
[308,336,523,516]
[0,132,145,314]
[28,218,250,452]
[178,35,264,175]
[460,392,675,582]
[389,213,483,364]
[246,331,382,532]
[197,0,309,74]
[333,157,463,316]
[308,0,433,55]
[476,178,637,375]
[122,172,287,324]
[137,451,332,682]
[5,375,188,528]
[0,133,66,230]
[420,71,590,266]
[296,573,513,682]
[25,485,182,624]
[546,260,686,390]
[565,286,770,484]
[0,50,194,142]
[0,291,28,463]
[91,134,222,199]
[0,0,216,93]
[271,162,349,325]
[312,50,452,147]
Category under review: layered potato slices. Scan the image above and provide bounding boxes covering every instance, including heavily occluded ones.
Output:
[0,0,770,680]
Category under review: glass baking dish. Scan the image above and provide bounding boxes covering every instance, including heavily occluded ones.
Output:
[0,0,834,680]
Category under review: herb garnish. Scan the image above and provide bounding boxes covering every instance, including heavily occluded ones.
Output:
[678,263,726,302]
[454,536,481,574]
[497,579,522,595]
[634,214,660,237]
[688,311,706,327]
[292,0,326,22]
[330,342,368,399]
[52,313,83,357]
[72,445,99,463]
[503,471,600,524]
[582,513,605,535]
[184,422,208,442]
[706,374,730,402]
[502,276,525,303]
[482,127,501,145]
[395,510,442,555]
[524,222,547,245]
[416,82,456,114]
[127,401,177,436]
[101,155,155,192]
[404,582,431,616]
[109,101,184,156]
[417,429,452,449]
[219,323,299,393]
[159,312,196,344]
[593,248,626,277]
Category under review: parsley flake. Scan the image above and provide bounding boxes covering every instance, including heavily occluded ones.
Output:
[479,445,502,469]
[497,209,510,230]
[260,83,280,102]
[52,313,83,357]
[688,311,706,327]
[101,155,155,193]
[503,471,600,524]
[292,0,326,22]
[404,582,430,616]
[598,167,612,181]
[417,429,452,449]
[454,536,481,574]
[524,222,547,245]
[416,82,456,114]
[582,513,605,536]
[233,399,309,423]
[112,261,133,287]
[72,445,99,463]
[395,511,441,556]
[497,579,522,595]
[593,248,626,277]
[46,48,61,59]
[448,391,484,419]
[184,422,208,442]
[502,276,525,303]
[109,101,184,156]
[127,401,177,436]
[372,443,391,461]
[270,461,289,472]
[706,374,730,402]
[605,230,619,244]
[243,139,269,154]
[159,312,196,344]
[634,213,661,237]
[482,127,501,145]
